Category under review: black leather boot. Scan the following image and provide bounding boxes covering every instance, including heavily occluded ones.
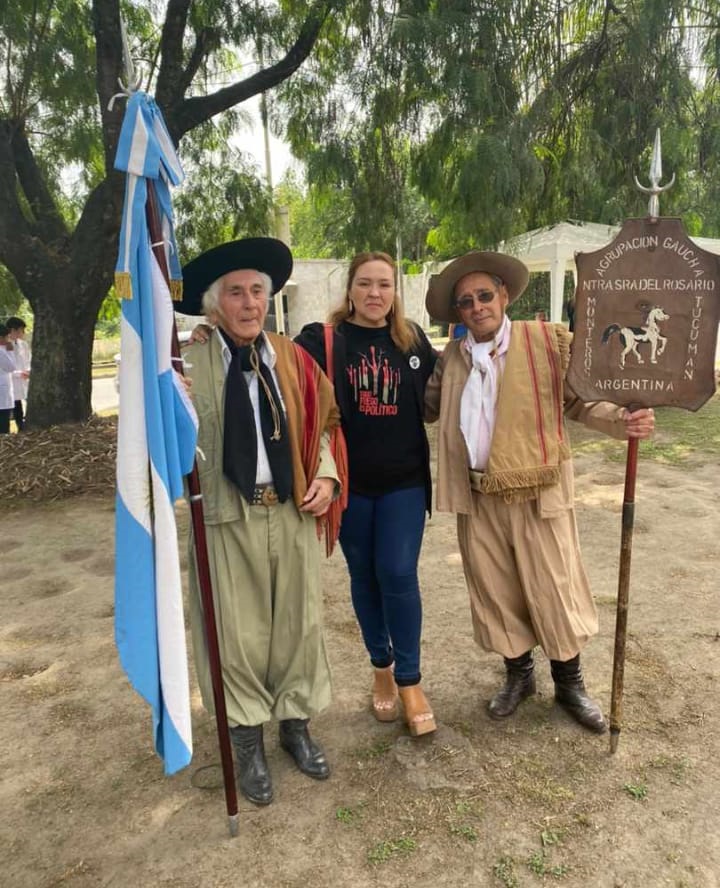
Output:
[488,651,537,719]
[551,655,607,734]
[229,724,274,805]
[278,719,330,780]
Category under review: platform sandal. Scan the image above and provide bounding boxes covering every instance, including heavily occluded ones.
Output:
[398,684,437,737]
[372,666,399,722]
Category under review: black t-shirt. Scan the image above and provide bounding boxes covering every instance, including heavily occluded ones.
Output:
[338,321,426,496]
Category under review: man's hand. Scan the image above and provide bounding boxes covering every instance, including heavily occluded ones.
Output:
[621,407,655,439]
[299,477,336,516]
[174,370,193,394]
[189,323,213,345]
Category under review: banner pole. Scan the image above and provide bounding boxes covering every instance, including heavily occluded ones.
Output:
[609,435,639,753]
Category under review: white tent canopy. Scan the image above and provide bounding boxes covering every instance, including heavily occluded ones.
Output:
[500,219,720,325]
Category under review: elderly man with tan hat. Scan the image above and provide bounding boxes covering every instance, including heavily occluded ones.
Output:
[424,251,655,733]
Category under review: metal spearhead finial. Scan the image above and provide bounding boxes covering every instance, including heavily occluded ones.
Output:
[108,16,142,109]
[634,128,675,219]
[119,16,142,93]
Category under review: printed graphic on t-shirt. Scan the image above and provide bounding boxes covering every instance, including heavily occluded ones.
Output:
[347,345,400,416]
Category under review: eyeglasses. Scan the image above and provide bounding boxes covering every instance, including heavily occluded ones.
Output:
[454,290,497,310]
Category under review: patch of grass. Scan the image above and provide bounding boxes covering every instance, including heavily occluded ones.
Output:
[454,798,482,817]
[648,754,689,785]
[527,831,569,879]
[623,780,648,800]
[493,856,519,888]
[515,771,575,805]
[449,823,478,843]
[594,594,617,607]
[528,850,546,875]
[335,801,366,825]
[541,829,563,847]
[336,806,355,824]
[572,394,720,464]
[367,836,417,865]
[354,738,393,760]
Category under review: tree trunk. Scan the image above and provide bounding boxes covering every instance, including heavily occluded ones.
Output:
[25,277,106,429]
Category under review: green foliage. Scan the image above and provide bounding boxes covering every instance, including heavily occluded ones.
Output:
[449,823,478,843]
[493,855,519,888]
[335,806,355,824]
[623,781,649,800]
[174,123,273,262]
[0,266,24,317]
[366,836,417,865]
[95,288,122,339]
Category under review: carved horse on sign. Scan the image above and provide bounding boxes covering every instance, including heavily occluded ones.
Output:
[601,305,670,369]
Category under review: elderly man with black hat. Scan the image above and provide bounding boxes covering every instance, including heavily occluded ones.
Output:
[424,251,655,734]
[178,237,340,805]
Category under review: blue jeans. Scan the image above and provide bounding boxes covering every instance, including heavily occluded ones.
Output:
[339,486,426,685]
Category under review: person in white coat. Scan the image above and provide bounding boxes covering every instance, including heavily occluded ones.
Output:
[0,323,17,434]
[6,317,30,431]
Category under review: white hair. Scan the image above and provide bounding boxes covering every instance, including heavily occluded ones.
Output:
[201,270,273,317]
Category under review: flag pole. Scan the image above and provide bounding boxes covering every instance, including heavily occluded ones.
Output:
[609,129,673,754]
[145,183,240,835]
[116,14,238,832]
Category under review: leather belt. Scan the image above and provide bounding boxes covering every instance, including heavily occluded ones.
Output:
[250,484,279,506]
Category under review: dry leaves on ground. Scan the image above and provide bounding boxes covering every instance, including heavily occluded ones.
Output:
[0,416,117,504]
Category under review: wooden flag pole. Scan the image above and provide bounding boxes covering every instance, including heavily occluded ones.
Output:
[146,182,240,835]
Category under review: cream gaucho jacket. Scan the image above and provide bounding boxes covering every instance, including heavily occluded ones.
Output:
[424,322,628,517]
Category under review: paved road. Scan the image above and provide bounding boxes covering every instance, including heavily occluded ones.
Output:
[92,376,119,414]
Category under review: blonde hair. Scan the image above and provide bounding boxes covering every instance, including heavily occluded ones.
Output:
[328,251,419,353]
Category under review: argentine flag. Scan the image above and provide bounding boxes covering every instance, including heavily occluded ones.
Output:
[114,92,198,775]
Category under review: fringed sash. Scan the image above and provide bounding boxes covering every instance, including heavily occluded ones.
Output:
[273,335,343,548]
[478,322,572,500]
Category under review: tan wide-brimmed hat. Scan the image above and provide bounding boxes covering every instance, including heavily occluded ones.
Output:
[425,251,530,323]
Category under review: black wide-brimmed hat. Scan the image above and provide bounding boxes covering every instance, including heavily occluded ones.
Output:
[425,251,529,323]
[176,237,293,316]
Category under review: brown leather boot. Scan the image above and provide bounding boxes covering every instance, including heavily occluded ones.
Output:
[551,655,607,734]
[488,651,536,719]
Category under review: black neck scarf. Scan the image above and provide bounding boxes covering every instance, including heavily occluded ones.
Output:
[220,330,293,504]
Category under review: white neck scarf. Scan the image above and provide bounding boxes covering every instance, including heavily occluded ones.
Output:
[460,315,511,470]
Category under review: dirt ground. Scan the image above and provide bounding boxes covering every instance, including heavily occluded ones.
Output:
[1,423,718,888]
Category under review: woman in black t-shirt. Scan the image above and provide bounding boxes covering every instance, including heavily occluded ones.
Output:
[295,252,437,737]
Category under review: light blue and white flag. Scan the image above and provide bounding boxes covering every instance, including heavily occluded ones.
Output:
[114,91,198,775]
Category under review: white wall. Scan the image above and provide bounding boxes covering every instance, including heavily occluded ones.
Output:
[286,259,431,336]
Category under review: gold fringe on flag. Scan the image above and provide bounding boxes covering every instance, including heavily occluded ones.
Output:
[169,279,183,302]
[115,271,133,300]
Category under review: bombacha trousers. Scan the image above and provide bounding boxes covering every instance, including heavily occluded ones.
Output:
[188,499,332,728]
[457,489,598,662]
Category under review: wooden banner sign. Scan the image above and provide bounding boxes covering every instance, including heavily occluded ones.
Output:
[567,217,720,410]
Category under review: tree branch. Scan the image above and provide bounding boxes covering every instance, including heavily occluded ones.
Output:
[155,0,193,110]
[92,0,125,175]
[178,28,220,98]
[167,0,336,141]
[0,119,34,264]
[10,123,68,243]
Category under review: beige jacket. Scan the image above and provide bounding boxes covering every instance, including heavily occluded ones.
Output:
[424,325,628,516]
[187,332,339,525]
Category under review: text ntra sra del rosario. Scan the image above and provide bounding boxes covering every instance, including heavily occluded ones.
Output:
[583,278,715,291]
